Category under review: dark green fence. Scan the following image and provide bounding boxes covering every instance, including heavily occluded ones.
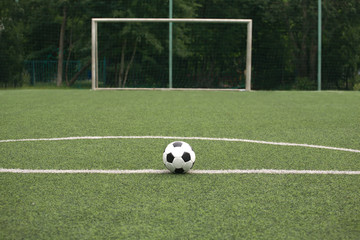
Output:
[24,60,90,87]
[23,60,105,88]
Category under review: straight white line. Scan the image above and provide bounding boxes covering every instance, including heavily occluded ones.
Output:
[0,168,169,174]
[192,169,360,175]
[1,168,360,175]
[0,135,359,153]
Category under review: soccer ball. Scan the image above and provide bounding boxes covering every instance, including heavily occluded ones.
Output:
[163,141,196,173]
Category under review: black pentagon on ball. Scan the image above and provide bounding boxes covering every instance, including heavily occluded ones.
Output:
[173,142,183,147]
[166,153,175,163]
[174,168,185,174]
[182,152,191,162]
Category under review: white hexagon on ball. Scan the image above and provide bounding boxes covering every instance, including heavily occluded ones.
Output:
[163,141,196,174]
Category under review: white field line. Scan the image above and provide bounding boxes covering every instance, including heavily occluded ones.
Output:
[1,168,360,175]
[0,135,359,153]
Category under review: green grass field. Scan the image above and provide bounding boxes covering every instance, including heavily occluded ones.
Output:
[1,90,359,239]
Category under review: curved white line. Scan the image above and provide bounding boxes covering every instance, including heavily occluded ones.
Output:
[0,135,359,153]
[1,168,360,175]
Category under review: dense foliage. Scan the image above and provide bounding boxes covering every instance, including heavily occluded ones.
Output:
[0,0,359,89]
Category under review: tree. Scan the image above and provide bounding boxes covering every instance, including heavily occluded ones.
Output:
[2,0,359,90]
[0,0,24,87]
[94,0,199,88]
[322,0,360,89]
[57,3,67,86]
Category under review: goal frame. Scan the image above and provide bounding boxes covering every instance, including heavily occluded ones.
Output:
[91,18,252,91]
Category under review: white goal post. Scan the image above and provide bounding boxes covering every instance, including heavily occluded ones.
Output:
[91,18,252,91]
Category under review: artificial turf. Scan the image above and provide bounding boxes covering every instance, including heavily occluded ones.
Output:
[0,89,359,239]
[1,173,359,239]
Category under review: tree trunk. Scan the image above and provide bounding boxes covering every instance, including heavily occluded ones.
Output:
[114,60,118,87]
[65,29,73,86]
[123,38,138,88]
[118,39,126,87]
[68,59,91,86]
[68,49,106,86]
[57,6,67,87]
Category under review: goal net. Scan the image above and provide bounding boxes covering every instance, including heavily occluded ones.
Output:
[92,18,252,90]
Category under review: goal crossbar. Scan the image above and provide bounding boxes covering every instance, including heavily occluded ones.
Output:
[91,18,252,90]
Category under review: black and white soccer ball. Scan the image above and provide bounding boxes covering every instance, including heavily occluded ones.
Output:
[163,141,196,173]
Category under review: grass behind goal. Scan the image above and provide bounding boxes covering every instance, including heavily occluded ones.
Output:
[1,90,359,239]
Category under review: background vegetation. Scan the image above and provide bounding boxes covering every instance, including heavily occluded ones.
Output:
[1,0,359,89]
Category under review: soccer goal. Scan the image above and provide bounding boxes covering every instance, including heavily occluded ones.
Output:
[91,18,252,91]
